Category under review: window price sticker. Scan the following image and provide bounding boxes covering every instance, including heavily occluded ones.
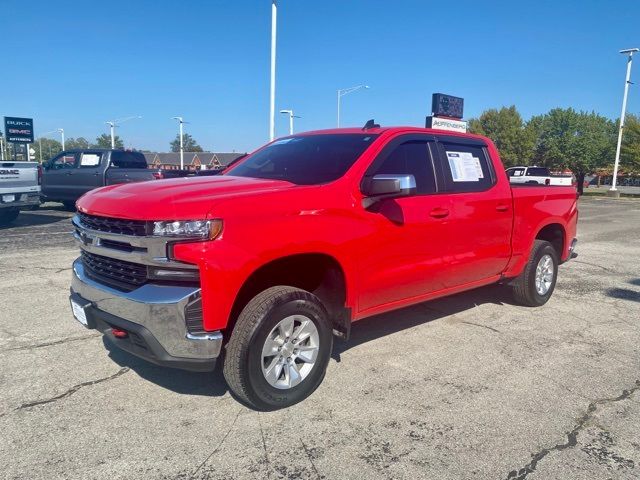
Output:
[446,151,483,182]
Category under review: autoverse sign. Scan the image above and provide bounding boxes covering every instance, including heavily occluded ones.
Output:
[4,117,34,143]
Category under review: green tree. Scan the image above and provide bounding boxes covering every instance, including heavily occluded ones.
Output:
[36,138,63,163]
[531,108,616,194]
[65,137,91,150]
[93,133,123,149]
[468,106,533,167]
[170,133,203,152]
[621,114,640,174]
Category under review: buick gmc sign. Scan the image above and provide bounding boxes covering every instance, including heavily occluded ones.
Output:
[3,117,34,143]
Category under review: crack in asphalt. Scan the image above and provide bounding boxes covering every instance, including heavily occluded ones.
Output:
[460,321,500,333]
[301,439,322,480]
[258,412,271,479]
[1,333,100,352]
[505,379,640,480]
[12,368,129,412]
[190,408,242,479]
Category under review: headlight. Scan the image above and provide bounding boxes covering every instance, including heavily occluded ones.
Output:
[152,219,223,239]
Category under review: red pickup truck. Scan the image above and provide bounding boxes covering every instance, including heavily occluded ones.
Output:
[69,126,578,409]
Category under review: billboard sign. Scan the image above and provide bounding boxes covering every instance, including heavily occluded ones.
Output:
[431,94,464,119]
[4,117,34,143]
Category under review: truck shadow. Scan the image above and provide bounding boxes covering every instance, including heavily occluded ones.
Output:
[332,283,515,361]
[103,338,229,398]
[102,283,515,400]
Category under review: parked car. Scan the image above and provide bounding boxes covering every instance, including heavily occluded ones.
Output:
[506,166,574,186]
[41,149,195,209]
[0,161,41,225]
[69,126,578,409]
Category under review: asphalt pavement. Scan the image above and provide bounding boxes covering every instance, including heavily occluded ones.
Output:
[0,198,639,480]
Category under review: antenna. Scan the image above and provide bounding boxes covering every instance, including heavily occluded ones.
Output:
[362,119,380,130]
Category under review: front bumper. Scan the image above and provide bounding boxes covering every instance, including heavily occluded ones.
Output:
[70,258,222,372]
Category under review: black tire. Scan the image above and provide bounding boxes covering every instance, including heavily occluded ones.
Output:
[0,209,20,226]
[223,286,333,410]
[62,201,76,211]
[512,240,559,307]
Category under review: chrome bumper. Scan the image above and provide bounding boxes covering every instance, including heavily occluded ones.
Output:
[71,258,222,360]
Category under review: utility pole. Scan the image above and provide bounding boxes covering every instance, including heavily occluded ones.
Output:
[609,48,639,197]
[105,116,142,149]
[172,116,186,169]
[269,0,277,141]
[58,128,65,150]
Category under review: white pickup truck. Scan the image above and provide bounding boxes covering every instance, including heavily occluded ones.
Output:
[506,166,574,186]
[0,161,41,225]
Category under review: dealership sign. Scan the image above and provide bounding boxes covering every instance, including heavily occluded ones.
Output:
[4,116,34,143]
[425,116,468,133]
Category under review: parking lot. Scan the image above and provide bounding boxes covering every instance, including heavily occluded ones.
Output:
[0,198,639,480]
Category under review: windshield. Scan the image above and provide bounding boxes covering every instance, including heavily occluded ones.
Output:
[226,134,378,185]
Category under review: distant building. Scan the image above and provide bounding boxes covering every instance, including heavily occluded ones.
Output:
[143,152,246,170]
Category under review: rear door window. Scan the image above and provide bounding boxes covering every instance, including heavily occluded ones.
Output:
[79,152,102,168]
[110,151,148,169]
[525,167,549,176]
[436,139,495,193]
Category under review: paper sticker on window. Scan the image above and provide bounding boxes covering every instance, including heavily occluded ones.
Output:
[446,151,480,182]
[80,154,100,167]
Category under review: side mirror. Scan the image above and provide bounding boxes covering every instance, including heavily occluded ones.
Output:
[361,174,416,208]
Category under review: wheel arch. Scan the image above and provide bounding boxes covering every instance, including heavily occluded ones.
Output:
[227,253,351,340]
[535,222,565,259]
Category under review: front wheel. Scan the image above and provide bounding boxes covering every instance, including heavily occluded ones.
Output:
[223,286,333,410]
[512,240,559,306]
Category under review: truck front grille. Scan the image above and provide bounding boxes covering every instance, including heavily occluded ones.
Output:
[79,212,148,236]
[81,250,147,291]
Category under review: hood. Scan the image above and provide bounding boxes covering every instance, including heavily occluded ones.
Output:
[77,175,294,220]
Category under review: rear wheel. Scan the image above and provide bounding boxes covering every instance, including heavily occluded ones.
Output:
[62,201,76,211]
[0,209,20,226]
[223,286,333,410]
[512,240,558,306]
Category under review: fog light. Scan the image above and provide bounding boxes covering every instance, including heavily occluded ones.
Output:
[147,266,200,282]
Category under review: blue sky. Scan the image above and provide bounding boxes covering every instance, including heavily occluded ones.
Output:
[2,0,639,152]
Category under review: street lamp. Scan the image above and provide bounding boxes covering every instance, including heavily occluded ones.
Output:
[105,116,142,149]
[269,0,278,141]
[609,48,639,196]
[57,128,65,150]
[172,116,187,169]
[337,84,369,127]
[280,109,301,135]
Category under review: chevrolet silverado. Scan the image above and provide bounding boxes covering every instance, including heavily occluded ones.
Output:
[69,126,578,409]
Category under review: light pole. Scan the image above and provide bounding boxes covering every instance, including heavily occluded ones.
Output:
[337,84,369,127]
[269,0,277,141]
[172,116,186,169]
[58,128,65,150]
[609,48,639,195]
[280,109,300,135]
[105,116,142,149]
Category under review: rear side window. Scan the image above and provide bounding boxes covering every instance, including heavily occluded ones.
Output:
[110,151,148,169]
[437,141,495,193]
[367,141,436,194]
[525,167,549,176]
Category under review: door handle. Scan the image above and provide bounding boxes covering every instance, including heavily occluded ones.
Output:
[429,207,450,219]
[496,204,509,212]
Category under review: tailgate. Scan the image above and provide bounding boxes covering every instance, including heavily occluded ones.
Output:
[0,162,39,193]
